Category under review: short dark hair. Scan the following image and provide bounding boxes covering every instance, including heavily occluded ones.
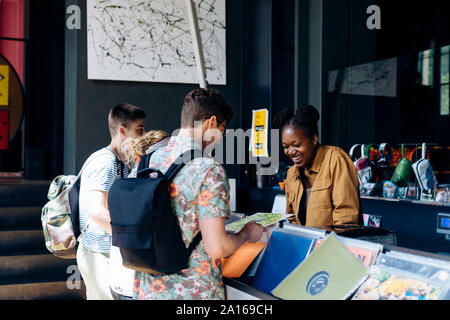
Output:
[180,88,234,128]
[273,104,320,138]
[108,103,146,137]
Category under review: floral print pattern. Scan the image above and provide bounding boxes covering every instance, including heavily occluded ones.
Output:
[133,136,230,300]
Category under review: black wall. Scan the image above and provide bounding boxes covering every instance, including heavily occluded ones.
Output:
[25,0,66,179]
[67,0,297,186]
[28,0,450,182]
[22,0,306,182]
[26,0,293,182]
[65,0,245,181]
[322,0,450,152]
[322,0,378,152]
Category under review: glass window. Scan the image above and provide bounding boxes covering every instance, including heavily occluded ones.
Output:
[418,49,434,87]
[441,45,450,115]
[441,85,449,116]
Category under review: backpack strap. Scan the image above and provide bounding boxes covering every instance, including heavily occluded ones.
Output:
[71,148,121,239]
[137,152,154,174]
[165,149,202,181]
[165,149,203,254]
[187,232,203,256]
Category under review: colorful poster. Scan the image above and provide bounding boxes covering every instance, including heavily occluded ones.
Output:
[225,212,293,234]
[272,233,368,300]
[250,109,269,157]
[0,65,9,106]
[252,230,315,294]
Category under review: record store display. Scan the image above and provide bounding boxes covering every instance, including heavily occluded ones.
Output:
[224,224,450,300]
[312,236,383,268]
[352,266,447,300]
[271,233,368,300]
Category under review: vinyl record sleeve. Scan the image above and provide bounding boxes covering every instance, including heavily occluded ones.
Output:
[375,251,450,284]
[251,230,316,294]
[272,233,368,300]
[221,241,266,278]
[243,245,267,278]
[313,236,383,268]
[353,265,447,300]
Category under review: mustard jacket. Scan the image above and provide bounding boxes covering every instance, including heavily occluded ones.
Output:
[285,145,362,231]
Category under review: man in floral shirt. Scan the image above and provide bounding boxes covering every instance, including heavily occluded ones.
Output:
[133,88,265,300]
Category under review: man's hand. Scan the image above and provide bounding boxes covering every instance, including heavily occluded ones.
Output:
[199,218,266,261]
[240,221,266,243]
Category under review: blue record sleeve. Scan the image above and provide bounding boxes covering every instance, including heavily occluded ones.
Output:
[252,230,316,294]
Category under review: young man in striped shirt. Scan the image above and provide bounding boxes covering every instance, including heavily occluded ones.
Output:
[76,103,146,300]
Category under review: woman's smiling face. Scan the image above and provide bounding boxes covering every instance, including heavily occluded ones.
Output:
[282,125,318,169]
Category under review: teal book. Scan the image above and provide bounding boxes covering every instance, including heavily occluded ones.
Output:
[271,233,368,300]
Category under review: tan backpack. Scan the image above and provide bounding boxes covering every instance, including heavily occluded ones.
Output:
[41,150,115,259]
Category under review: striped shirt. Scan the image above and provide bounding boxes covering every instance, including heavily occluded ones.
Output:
[79,147,129,253]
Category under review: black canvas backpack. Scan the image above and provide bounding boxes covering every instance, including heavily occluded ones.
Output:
[108,149,202,275]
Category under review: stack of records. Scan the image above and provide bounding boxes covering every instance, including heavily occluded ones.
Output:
[251,229,318,295]
[353,251,450,300]
[311,235,384,267]
[243,225,325,278]
[221,241,267,279]
[271,233,368,300]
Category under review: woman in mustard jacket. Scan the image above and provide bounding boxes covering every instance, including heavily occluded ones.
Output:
[274,105,362,231]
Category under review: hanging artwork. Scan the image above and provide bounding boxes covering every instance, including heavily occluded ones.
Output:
[87,0,226,85]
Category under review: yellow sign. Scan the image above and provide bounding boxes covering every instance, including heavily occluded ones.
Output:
[0,65,9,106]
[251,108,269,157]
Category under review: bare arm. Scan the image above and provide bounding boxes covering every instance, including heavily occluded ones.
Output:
[199,217,265,261]
[88,190,112,235]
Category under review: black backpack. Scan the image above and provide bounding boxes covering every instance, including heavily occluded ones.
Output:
[108,149,202,275]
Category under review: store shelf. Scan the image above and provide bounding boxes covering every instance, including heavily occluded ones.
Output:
[361,196,450,208]
[361,197,450,255]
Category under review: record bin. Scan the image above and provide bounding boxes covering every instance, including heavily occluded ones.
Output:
[223,222,450,300]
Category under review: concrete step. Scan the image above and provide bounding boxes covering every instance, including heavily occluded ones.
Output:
[0,281,86,300]
[0,180,85,300]
[0,180,50,207]
[0,254,77,281]
[0,230,47,255]
[0,207,42,230]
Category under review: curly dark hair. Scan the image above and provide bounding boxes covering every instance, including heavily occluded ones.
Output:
[273,104,320,138]
[180,88,234,128]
